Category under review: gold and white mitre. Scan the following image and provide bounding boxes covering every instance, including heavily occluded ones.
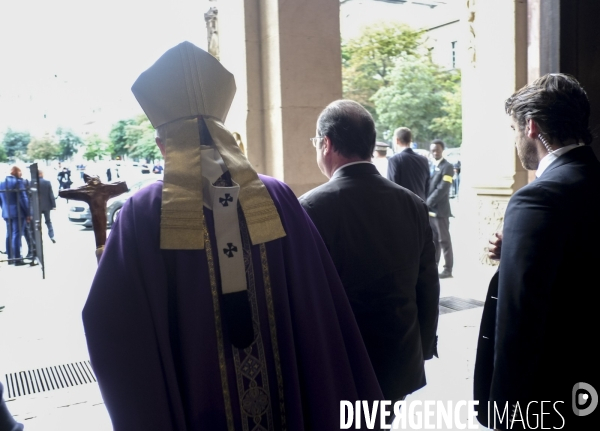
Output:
[131,42,285,292]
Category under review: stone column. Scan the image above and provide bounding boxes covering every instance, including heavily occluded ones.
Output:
[218,0,342,196]
[457,0,528,277]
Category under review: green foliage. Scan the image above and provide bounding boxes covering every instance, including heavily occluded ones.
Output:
[109,119,136,158]
[55,128,83,160]
[372,56,462,146]
[28,135,60,162]
[107,115,161,162]
[126,115,162,162]
[342,23,425,116]
[2,129,31,159]
[83,134,108,161]
[0,144,7,162]
[429,75,462,147]
[343,22,462,146]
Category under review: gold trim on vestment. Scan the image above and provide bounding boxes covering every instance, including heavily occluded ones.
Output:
[159,116,286,251]
[206,118,286,246]
[160,118,205,249]
[205,218,235,431]
[260,244,287,430]
[233,208,273,430]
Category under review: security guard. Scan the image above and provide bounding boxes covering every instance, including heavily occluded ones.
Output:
[427,139,454,278]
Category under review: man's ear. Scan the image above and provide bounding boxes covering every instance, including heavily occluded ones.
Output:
[526,119,540,139]
[322,136,332,155]
[156,137,166,158]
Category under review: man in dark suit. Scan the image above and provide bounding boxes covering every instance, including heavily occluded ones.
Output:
[0,166,30,265]
[299,99,439,403]
[387,127,430,201]
[427,139,454,279]
[38,170,57,243]
[474,73,600,430]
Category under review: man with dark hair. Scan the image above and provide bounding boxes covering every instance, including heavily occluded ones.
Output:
[300,99,440,404]
[38,170,57,243]
[474,73,600,430]
[387,127,430,201]
[427,139,454,278]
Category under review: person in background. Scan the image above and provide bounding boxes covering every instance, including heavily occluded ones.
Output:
[387,127,430,201]
[152,162,163,174]
[38,170,57,243]
[427,139,454,279]
[57,166,72,191]
[0,166,30,266]
[371,141,390,177]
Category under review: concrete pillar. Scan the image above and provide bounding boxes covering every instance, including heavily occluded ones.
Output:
[457,0,528,277]
[218,0,342,196]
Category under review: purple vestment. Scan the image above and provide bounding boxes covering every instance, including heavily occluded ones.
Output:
[83,175,383,430]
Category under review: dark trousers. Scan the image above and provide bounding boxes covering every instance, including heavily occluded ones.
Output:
[23,221,33,256]
[430,216,453,272]
[41,209,55,239]
[4,218,24,260]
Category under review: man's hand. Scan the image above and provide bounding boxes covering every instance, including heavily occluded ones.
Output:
[26,216,31,223]
[487,232,503,260]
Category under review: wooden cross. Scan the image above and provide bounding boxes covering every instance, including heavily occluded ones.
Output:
[59,174,128,249]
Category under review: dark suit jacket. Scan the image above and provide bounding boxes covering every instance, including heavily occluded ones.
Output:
[474,146,600,429]
[426,158,454,217]
[387,148,430,201]
[299,163,439,400]
[38,178,56,212]
[0,175,29,219]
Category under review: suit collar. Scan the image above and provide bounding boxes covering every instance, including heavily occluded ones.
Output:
[331,162,380,180]
[541,145,595,177]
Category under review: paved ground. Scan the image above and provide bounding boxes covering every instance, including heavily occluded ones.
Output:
[0,195,496,430]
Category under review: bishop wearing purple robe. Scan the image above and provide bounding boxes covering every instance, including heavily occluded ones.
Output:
[83,42,384,431]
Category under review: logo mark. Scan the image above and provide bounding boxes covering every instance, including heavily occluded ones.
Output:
[572,382,598,416]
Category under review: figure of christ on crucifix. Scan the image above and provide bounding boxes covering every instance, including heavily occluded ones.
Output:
[59,174,128,261]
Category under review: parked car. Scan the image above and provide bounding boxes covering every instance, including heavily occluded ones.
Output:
[67,176,161,228]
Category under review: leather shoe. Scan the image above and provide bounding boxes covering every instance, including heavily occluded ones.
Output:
[51,238,56,243]
[438,270,453,279]
[0,305,5,311]
[15,260,28,266]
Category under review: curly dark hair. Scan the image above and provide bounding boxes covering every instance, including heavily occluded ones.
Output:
[317,100,376,160]
[505,73,593,145]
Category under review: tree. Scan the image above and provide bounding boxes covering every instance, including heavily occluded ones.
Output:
[342,22,426,116]
[28,135,60,163]
[126,115,162,162]
[0,144,7,163]
[372,54,461,146]
[55,127,83,160]
[429,73,462,147]
[2,129,31,159]
[108,119,136,158]
[83,134,108,161]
